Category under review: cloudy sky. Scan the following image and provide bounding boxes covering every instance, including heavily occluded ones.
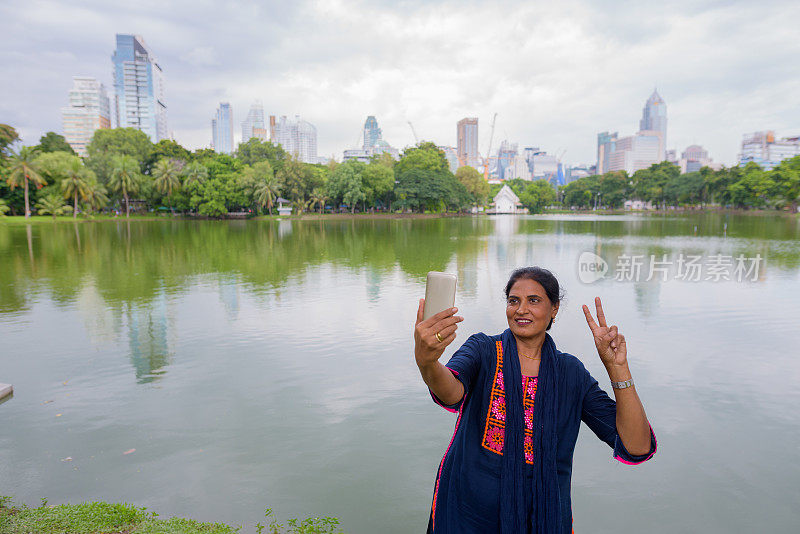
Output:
[2,0,798,166]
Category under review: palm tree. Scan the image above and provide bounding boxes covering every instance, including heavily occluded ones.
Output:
[34,192,72,220]
[152,158,181,213]
[254,174,282,215]
[309,188,327,214]
[82,176,109,215]
[181,161,208,188]
[60,158,92,219]
[6,146,46,218]
[108,155,142,218]
[0,199,9,217]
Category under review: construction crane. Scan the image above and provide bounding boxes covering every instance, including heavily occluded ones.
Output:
[483,113,498,180]
[407,121,419,145]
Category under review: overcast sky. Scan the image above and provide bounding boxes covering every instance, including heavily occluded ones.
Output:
[2,0,798,166]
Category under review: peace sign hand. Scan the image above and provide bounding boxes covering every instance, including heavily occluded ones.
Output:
[582,297,627,367]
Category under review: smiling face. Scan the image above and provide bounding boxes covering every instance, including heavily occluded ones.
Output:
[505,278,559,340]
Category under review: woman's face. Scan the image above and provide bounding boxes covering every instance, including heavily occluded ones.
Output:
[506,278,558,339]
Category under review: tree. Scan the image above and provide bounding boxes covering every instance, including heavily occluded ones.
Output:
[147,139,191,170]
[277,155,318,211]
[37,132,76,154]
[152,158,182,212]
[0,124,19,160]
[249,161,281,215]
[308,188,327,214]
[34,191,72,219]
[181,161,208,188]
[60,157,94,218]
[236,138,287,172]
[455,166,490,206]
[771,155,800,212]
[108,154,142,218]
[85,128,152,185]
[361,162,394,209]
[7,146,46,218]
[394,142,449,178]
[82,175,109,214]
[0,198,9,216]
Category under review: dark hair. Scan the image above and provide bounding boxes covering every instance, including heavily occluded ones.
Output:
[504,267,563,330]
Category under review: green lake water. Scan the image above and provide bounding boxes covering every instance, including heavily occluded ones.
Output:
[1,213,799,532]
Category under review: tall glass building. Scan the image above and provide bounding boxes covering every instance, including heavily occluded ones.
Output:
[640,89,667,153]
[61,77,111,157]
[112,34,167,142]
[212,103,234,154]
[457,117,479,168]
[242,101,267,143]
[363,116,382,149]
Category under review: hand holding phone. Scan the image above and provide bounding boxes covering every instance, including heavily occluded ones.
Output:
[414,272,462,369]
[423,272,457,321]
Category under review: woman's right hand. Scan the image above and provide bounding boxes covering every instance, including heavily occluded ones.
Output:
[414,298,463,369]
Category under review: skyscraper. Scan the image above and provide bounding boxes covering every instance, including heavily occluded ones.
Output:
[640,89,667,157]
[212,102,234,154]
[112,34,167,141]
[457,118,479,168]
[363,116,382,149]
[61,77,111,157]
[271,115,317,163]
[242,101,267,143]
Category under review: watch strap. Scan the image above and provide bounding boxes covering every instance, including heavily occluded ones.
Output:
[611,378,634,389]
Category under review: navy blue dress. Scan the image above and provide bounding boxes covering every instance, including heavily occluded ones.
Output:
[427,332,657,534]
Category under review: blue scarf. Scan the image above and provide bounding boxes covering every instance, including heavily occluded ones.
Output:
[499,328,562,534]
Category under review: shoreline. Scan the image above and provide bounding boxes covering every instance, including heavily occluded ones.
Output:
[0,207,796,224]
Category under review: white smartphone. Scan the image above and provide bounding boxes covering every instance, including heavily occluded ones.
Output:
[423,272,457,321]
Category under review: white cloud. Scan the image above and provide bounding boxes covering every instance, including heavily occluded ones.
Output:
[1,0,799,166]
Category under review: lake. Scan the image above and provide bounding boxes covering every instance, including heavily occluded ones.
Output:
[1,213,799,532]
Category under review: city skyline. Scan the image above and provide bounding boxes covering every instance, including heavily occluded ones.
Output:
[2,1,799,166]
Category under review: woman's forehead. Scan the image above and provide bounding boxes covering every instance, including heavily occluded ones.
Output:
[509,278,546,295]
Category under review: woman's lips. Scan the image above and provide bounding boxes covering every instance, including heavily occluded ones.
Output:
[515,318,532,325]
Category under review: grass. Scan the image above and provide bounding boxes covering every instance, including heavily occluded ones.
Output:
[0,497,343,534]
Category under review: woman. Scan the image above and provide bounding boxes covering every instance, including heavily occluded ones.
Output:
[414,267,656,534]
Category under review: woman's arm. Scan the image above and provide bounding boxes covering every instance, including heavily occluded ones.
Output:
[583,297,652,456]
[604,361,652,455]
[414,298,464,406]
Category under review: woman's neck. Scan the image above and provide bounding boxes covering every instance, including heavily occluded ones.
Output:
[515,333,546,359]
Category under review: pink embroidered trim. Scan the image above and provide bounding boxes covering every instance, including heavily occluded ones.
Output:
[481,340,538,464]
[614,423,658,465]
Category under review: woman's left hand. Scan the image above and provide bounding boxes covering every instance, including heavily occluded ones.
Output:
[582,297,627,367]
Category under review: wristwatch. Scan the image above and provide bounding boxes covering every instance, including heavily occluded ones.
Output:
[611,378,634,389]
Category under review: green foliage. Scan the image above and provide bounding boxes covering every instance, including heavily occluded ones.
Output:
[6,146,46,218]
[109,154,143,217]
[36,132,76,155]
[34,191,72,219]
[394,142,449,178]
[631,161,680,208]
[506,179,557,213]
[60,157,96,218]
[455,166,490,205]
[0,497,239,534]
[277,156,321,211]
[148,139,191,170]
[261,508,343,534]
[0,198,9,216]
[86,128,153,185]
[0,124,19,160]
[236,138,288,173]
